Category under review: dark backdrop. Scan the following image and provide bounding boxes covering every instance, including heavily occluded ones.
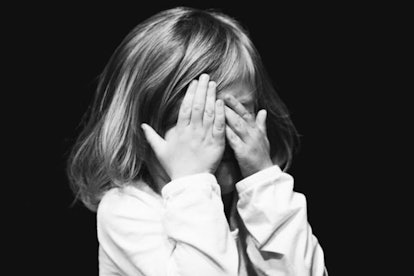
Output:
[12,1,402,275]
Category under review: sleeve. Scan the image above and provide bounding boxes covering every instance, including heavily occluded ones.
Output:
[236,165,328,276]
[97,173,239,276]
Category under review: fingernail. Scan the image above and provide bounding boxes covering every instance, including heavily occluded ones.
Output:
[209,81,216,88]
[200,73,209,81]
[217,99,223,106]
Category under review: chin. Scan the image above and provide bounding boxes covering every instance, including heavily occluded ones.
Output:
[214,161,242,194]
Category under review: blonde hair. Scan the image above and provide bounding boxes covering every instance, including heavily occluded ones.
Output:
[67,6,299,211]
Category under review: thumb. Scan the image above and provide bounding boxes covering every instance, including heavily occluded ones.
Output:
[141,123,166,155]
[255,109,267,135]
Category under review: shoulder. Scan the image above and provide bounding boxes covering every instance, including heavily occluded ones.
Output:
[97,181,163,228]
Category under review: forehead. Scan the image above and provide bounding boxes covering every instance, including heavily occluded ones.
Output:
[217,82,255,103]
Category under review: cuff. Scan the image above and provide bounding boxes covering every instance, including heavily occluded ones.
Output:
[236,165,283,194]
[161,173,220,200]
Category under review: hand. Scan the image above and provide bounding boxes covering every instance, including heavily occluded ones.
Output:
[224,94,273,178]
[141,74,226,180]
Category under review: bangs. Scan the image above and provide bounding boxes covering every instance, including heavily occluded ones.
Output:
[167,9,258,98]
[210,41,257,94]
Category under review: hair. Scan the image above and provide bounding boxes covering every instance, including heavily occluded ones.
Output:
[66,6,300,211]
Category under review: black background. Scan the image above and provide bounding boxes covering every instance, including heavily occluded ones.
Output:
[9,1,407,275]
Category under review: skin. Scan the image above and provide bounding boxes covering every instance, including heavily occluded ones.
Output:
[214,83,270,194]
[141,74,273,196]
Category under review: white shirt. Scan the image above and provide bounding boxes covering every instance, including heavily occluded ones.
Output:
[97,165,328,275]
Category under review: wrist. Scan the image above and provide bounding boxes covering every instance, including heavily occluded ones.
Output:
[236,165,283,193]
[241,158,273,178]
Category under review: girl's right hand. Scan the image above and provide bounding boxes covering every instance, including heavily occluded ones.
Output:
[141,74,226,180]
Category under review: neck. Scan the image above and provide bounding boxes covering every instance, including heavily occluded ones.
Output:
[222,191,235,223]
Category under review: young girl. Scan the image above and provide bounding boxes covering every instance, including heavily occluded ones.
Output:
[67,6,328,276]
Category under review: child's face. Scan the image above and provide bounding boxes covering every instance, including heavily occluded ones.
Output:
[162,82,255,194]
[215,82,256,194]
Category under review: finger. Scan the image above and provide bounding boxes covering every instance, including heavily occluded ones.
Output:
[223,94,255,125]
[212,99,225,141]
[225,123,242,151]
[203,81,216,127]
[256,109,267,135]
[177,80,197,129]
[224,106,249,142]
[141,123,166,156]
[191,74,209,125]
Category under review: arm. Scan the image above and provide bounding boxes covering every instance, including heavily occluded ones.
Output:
[163,173,239,275]
[223,94,327,275]
[97,173,238,276]
[236,165,328,275]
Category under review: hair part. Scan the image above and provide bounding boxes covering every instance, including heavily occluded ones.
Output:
[67,6,299,211]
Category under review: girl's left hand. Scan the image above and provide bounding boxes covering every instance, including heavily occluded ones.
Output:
[224,95,273,178]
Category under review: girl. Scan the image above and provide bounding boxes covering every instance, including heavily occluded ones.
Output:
[67,6,328,276]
